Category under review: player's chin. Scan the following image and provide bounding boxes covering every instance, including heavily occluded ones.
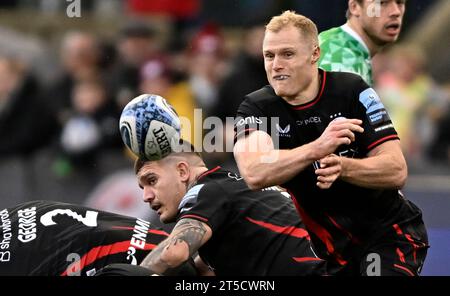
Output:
[272,87,293,98]
[381,31,400,43]
[159,211,175,224]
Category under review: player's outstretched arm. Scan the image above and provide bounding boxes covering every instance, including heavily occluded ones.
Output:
[338,140,407,189]
[140,218,212,275]
[234,119,364,190]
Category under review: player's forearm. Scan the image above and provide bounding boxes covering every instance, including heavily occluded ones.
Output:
[140,238,190,275]
[339,154,407,189]
[140,219,209,275]
[236,142,318,190]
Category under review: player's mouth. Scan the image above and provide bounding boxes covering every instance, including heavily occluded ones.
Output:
[273,75,289,81]
[151,204,161,214]
[385,23,401,35]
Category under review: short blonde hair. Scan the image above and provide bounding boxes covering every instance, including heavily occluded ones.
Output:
[266,11,319,46]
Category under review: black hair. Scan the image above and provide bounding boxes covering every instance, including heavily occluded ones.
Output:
[134,139,202,175]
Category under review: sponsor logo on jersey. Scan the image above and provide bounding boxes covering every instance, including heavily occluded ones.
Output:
[227,172,243,181]
[261,186,291,199]
[359,88,390,125]
[0,209,12,262]
[236,116,263,127]
[296,116,322,126]
[337,148,358,158]
[127,218,151,265]
[275,124,291,137]
[17,207,37,243]
[374,123,394,132]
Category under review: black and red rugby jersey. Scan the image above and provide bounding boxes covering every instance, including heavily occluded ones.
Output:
[177,167,327,276]
[0,200,168,275]
[234,70,424,272]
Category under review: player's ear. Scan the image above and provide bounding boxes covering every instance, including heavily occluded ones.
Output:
[348,0,361,18]
[311,45,320,64]
[176,161,190,182]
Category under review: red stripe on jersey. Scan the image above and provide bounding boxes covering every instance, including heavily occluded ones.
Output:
[396,247,406,263]
[292,70,327,110]
[393,264,415,276]
[393,223,403,235]
[111,226,169,237]
[292,257,324,263]
[234,128,257,139]
[60,240,157,276]
[197,166,221,181]
[245,216,310,240]
[326,214,360,244]
[180,214,209,222]
[367,135,399,151]
[393,224,423,264]
[288,190,347,266]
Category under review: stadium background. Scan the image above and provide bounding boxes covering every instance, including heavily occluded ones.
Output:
[0,0,448,275]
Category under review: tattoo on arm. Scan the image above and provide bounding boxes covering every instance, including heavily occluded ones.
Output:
[140,218,208,275]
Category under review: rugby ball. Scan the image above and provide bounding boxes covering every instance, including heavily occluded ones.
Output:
[119,94,181,160]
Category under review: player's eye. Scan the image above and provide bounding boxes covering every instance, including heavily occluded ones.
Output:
[147,177,157,186]
[284,51,294,58]
[264,53,274,60]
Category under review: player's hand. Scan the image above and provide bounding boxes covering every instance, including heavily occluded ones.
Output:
[315,154,342,189]
[312,118,363,158]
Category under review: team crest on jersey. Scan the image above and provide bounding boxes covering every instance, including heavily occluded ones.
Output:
[359,88,391,126]
[275,124,291,138]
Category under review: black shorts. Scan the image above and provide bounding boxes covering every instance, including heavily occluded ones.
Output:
[95,264,155,276]
[342,215,429,276]
[95,260,198,276]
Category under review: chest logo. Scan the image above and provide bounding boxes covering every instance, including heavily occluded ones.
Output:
[276,124,291,137]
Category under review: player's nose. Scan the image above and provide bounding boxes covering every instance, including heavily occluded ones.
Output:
[142,186,156,203]
[272,55,284,71]
[389,2,402,17]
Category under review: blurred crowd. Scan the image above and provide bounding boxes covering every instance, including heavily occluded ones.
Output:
[0,0,448,221]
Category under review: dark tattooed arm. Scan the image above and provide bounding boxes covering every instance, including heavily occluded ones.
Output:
[140,218,212,275]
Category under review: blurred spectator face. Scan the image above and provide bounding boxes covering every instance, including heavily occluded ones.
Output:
[388,46,425,83]
[244,25,266,59]
[118,22,158,67]
[61,32,100,76]
[353,0,405,45]
[0,58,23,101]
[119,36,157,67]
[139,59,172,95]
[72,81,107,115]
[188,26,226,82]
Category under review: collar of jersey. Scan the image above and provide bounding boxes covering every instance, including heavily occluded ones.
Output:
[197,166,221,182]
[288,69,327,111]
[340,24,370,56]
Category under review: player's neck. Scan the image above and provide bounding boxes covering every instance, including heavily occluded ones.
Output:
[346,20,381,57]
[286,69,320,106]
[187,166,209,191]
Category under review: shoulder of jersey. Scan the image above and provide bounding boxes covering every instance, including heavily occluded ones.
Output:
[245,85,279,105]
[325,70,367,89]
[318,26,340,41]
